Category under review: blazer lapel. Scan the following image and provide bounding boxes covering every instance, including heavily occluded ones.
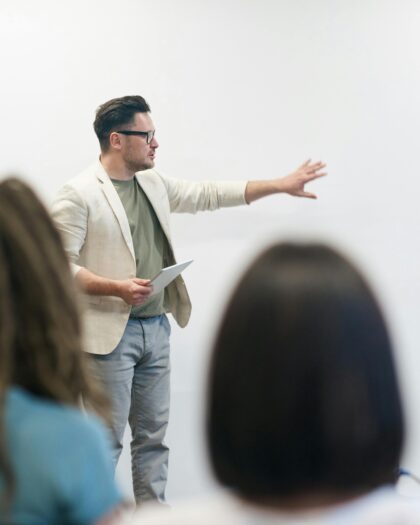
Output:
[135,171,171,241]
[95,162,135,261]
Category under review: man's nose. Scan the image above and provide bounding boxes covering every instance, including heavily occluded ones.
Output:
[150,137,159,148]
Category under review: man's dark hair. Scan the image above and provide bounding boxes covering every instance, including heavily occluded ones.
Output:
[93,95,151,152]
[208,242,404,503]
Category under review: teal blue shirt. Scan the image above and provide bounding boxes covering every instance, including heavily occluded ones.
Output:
[0,387,122,525]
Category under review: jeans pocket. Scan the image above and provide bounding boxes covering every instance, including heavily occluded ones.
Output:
[162,314,172,337]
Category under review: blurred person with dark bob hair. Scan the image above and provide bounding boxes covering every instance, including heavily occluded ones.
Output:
[0,178,123,524]
[133,242,420,524]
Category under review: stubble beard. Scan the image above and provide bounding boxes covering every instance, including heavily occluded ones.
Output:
[126,157,154,174]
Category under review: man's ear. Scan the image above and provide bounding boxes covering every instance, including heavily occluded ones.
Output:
[109,131,122,150]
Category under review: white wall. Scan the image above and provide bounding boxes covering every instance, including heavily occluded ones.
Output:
[2,0,420,502]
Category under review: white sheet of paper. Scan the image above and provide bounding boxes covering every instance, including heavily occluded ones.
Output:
[149,259,193,296]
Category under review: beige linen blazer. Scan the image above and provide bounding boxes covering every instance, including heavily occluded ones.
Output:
[51,161,247,355]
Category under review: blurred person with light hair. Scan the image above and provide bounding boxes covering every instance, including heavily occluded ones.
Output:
[0,178,124,524]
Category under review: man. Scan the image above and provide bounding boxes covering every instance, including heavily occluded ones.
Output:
[51,95,326,505]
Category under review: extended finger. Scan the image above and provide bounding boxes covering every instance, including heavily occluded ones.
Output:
[301,191,317,199]
[133,278,151,285]
[299,158,311,169]
[306,162,326,172]
[133,286,152,295]
[305,171,327,180]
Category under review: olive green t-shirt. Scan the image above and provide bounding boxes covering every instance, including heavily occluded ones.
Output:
[111,177,168,317]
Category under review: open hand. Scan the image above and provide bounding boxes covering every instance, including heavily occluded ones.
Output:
[279,159,327,199]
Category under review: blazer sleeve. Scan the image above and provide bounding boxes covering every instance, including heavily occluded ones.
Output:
[160,174,248,214]
[50,184,88,276]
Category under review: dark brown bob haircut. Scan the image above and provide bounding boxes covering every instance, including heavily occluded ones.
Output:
[93,95,151,152]
[208,242,404,502]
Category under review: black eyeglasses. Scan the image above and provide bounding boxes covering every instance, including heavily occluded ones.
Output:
[115,129,155,144]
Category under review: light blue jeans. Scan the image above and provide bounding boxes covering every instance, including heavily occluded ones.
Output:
[89,314,171,504]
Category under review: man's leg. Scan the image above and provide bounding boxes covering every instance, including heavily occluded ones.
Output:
[129,314,171,504]
[88,319,141,467]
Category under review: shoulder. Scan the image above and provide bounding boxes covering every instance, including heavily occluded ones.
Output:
[6,388,108,454]
[356,492,420,524]
[322,487,420,525]
[56,162,103,198]
[5,388,121,523]
[51,163,108,216]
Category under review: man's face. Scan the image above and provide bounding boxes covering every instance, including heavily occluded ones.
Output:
[117,112,159,172]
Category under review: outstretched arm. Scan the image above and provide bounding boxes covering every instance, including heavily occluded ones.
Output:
[245,160,327,203]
